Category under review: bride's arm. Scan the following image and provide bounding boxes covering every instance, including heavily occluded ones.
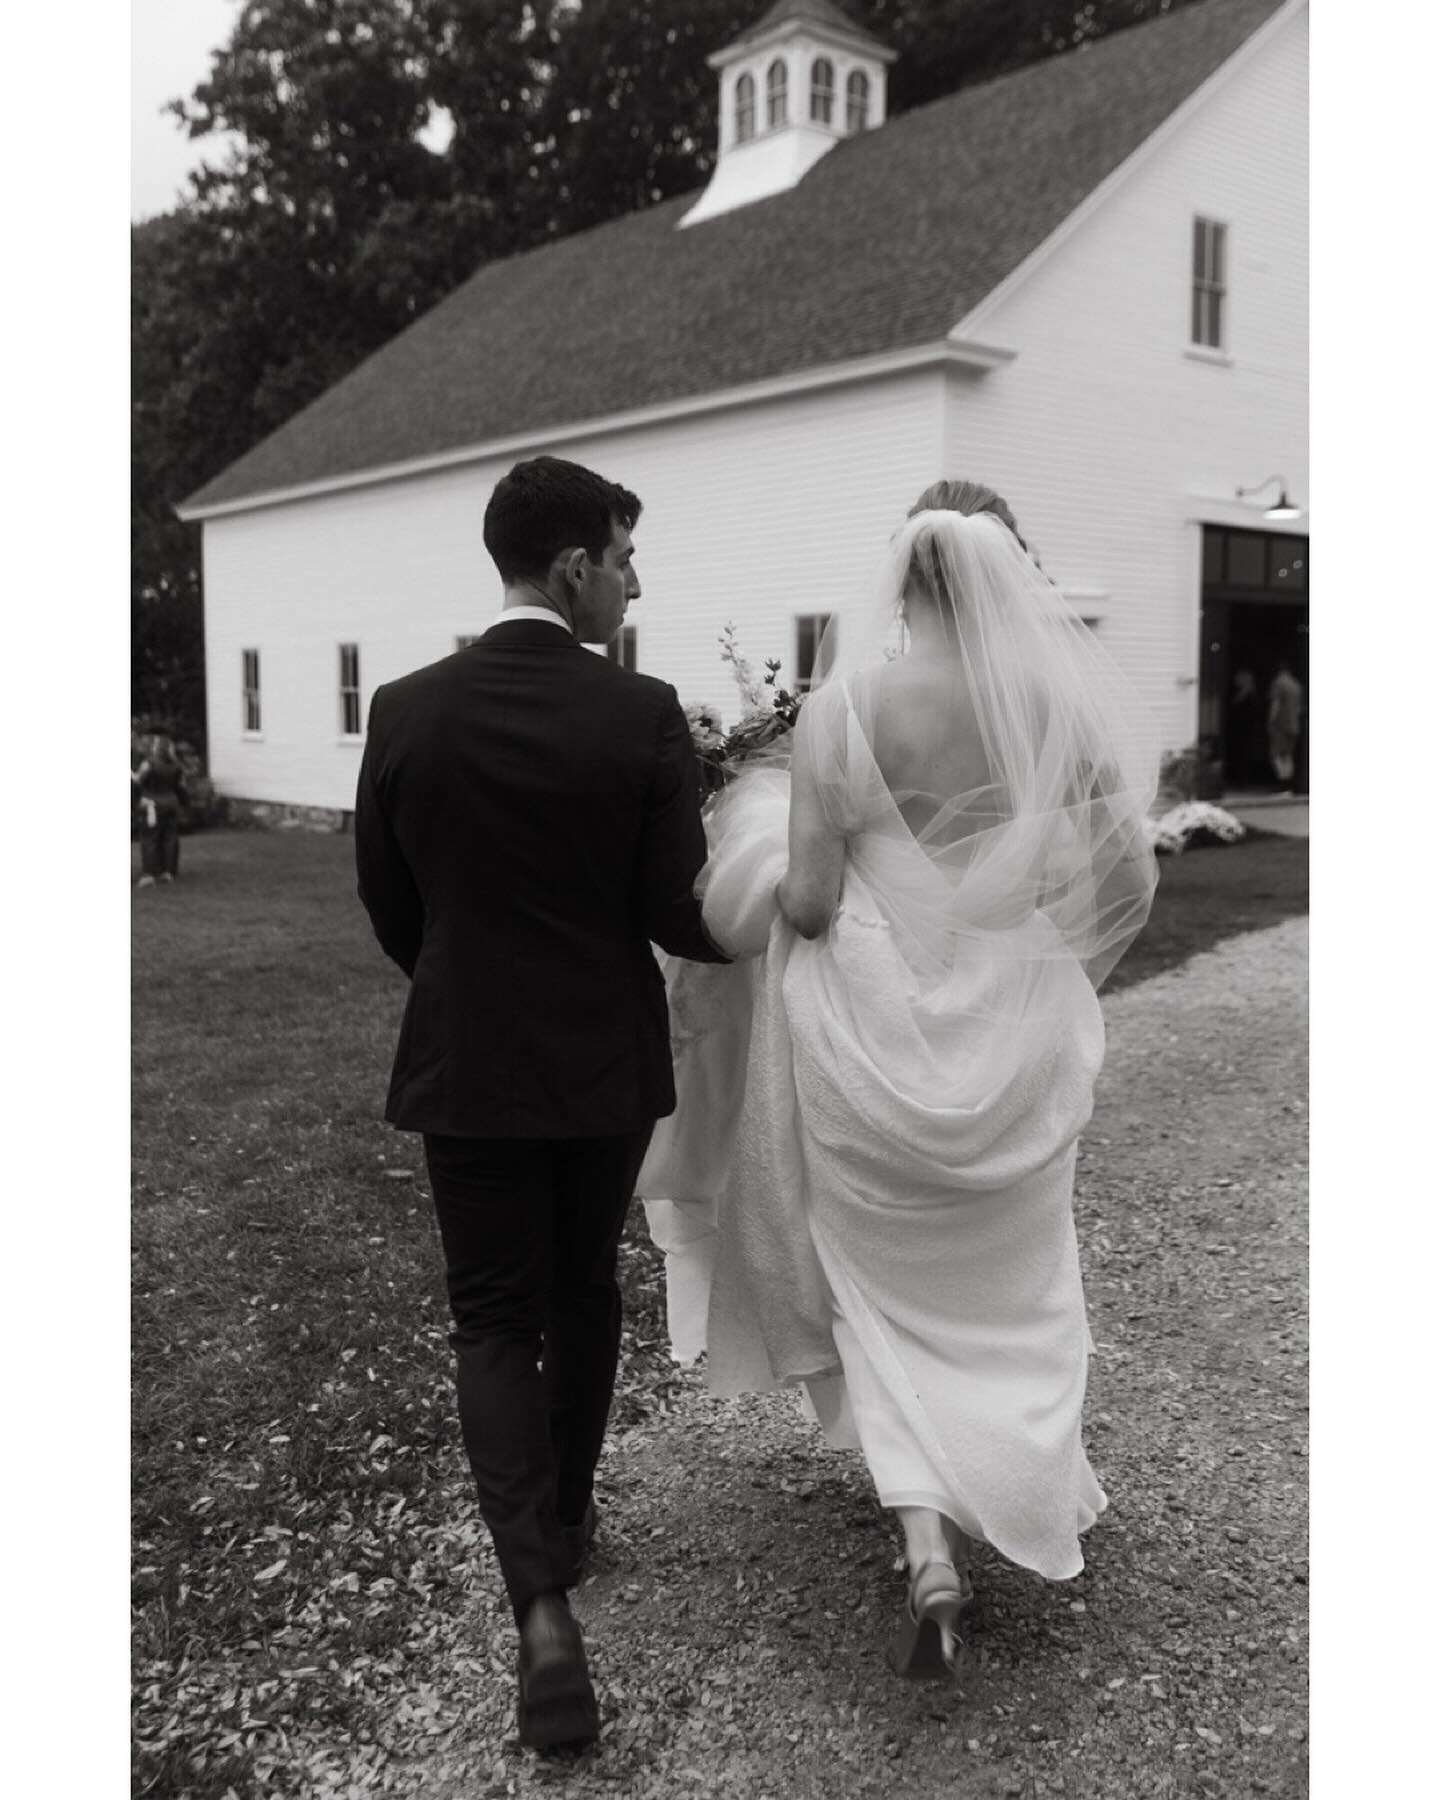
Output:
[776,745,845,939]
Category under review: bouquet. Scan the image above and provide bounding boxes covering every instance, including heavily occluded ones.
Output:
[686,623,806,799]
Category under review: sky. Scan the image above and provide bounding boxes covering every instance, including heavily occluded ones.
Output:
[132,0,244,220]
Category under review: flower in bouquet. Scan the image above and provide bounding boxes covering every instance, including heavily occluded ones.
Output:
[758,657,803,731]
[720,639,805,766]
[683,701,727,759]
[725,704,792,760]
[717,621,766,711]
[687,627,809,801]
[684,701,731,796]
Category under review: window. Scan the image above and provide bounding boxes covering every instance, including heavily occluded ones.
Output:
[846,69,870,133]
[735,71,756,143]
[766,59,788,129]
[456,634,483,650]
[339,643,362,737]
[1226,532,1266,589]
[1202,526,1308,596]
[242,648,261,733]
[606,625,638,671]
[794,614,833,692]
[1191,216,1226,348]
[1267,539,1306,592]
[810,58,835,124]
[1202,529,1225,587]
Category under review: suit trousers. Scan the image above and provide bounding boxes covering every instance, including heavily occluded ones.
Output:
[422,1126,654,1624]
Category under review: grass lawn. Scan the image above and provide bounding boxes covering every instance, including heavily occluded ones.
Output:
[1103,828,1308,993]
[132,825,1306,1796]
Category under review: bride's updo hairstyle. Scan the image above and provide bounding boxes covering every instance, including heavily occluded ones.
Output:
[907,478,1028,552]
[899,480,1028,644]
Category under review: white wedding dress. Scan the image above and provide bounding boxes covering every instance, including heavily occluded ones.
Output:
[640,513,1156,1582]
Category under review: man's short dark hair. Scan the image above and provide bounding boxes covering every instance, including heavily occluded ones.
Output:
[482,456,642,584]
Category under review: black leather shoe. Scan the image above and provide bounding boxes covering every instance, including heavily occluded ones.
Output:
[556,1498,598,1589]
[516,1594,599,1751]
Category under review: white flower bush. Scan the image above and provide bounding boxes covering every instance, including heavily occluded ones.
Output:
[1145,801,1247,855]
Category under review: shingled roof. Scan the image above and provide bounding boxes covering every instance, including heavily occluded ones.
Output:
[184,0,1288,514]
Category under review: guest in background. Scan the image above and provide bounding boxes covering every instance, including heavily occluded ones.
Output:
[1266,660,1304,794]
[133,733,189,888]
[1228,668,1264,788]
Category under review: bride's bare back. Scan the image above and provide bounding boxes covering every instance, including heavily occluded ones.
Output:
[852,661,999,841]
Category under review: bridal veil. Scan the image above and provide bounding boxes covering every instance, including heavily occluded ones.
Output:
[803,506,1158,994]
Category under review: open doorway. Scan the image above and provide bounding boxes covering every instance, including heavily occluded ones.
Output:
[1197,527,1308,794]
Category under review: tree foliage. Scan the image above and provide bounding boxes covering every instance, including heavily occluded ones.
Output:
[133,0,1204,743]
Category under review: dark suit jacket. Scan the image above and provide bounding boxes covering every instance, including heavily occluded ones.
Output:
[355,620,727,1138]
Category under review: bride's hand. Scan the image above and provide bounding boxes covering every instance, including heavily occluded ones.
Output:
[777,869,835,940]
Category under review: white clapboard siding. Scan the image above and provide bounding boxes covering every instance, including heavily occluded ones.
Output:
[944,1,1307,758]
[568,369,943,716]
[203,372,943,810]
[204,463,494,812]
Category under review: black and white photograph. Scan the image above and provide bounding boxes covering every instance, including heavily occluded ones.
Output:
[118,0,1341,1794]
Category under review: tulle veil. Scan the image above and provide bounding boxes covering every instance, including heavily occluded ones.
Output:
[774,506,1159,993]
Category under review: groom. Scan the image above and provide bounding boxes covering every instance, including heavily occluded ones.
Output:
[355,455,727,1749]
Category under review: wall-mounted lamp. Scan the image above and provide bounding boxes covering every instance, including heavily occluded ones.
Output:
[1235,475,1303,521]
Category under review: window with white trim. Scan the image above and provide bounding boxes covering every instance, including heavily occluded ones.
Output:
[811,58,835,124]
[606,625,638,671]
[766,59,788,129]
[794,614,833,693]
[846,69,870,133]
[1191,216,1227,349]
[242,648,261,733]
[339,643,362,737]
[735,71,756,143]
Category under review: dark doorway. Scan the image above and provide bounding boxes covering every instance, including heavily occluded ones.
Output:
[1198,526,1308,793]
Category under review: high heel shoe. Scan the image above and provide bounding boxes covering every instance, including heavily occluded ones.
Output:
[888,1556,974,1679]
[941,1516,977,1573]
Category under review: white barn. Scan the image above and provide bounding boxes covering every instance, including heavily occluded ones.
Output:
[180,0,1308,819]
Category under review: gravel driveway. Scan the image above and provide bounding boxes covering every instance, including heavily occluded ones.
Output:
[287,917,1307,1799]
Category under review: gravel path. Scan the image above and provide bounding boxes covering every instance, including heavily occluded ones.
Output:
[284,918,1307,1799]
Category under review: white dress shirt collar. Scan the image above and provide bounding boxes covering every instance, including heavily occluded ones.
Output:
[486,605,573,635]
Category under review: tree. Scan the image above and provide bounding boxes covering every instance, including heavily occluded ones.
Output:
[856,0,1195,112]
[132,213,213,741]
[133,1,484,742]
[531,2,760,233]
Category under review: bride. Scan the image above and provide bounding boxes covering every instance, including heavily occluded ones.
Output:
[639,480,1158,1677]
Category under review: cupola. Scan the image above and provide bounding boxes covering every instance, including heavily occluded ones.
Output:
[680,0,898,229]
